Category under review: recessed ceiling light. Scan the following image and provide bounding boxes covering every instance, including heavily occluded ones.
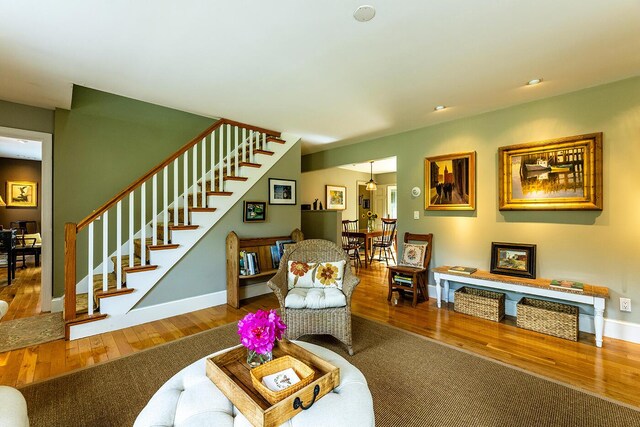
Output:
[527,78,543,86]
[434,105,447,111]
[354,5,376,22]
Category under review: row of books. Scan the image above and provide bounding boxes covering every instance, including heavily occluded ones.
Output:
[392,274,413,287]
[239,251,260,276]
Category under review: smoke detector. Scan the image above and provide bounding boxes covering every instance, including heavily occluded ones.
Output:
[354,5,376,22]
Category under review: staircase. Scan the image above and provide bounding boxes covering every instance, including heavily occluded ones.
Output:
[64,119,298,339]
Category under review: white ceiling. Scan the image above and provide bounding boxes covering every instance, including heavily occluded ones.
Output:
[1,1,639,155]
[0,136,42,161]
[338,157,396,174]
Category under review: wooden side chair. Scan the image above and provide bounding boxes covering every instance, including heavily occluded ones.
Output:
[387,232,433,307]
[341,220,362,271]
[370,218,397,266]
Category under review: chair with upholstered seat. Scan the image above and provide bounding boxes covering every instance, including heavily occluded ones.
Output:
[267,239,360,355]
[387,232,433,307]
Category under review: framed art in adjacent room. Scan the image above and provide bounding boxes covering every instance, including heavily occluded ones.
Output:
[243,201,266,222]
[498,132,603,210]
[424,151,476,210]
[6,181,38,207]
[490,242,536,279]
[268,178,296,205]
[325,185,346,210]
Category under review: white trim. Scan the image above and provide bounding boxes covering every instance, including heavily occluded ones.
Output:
[427,284,640,344]
[69,281,274,339]
[0,126,53,312]
[51,296,64,313]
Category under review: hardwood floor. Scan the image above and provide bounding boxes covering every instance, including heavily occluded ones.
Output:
[1,261,639,408]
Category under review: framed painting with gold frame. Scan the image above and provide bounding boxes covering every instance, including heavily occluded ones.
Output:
[6,181,38,208]
[424,151,476,210]
[498,133,602,210]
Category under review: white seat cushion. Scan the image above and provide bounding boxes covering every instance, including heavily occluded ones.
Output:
[0,386,29,427]
[284,288,347,309]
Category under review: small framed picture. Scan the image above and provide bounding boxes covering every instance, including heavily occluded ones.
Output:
[268,178,296,205]
[325,185,347,210]
[490,242,536,279]
[6,181,38,208]
[243,201,266,222]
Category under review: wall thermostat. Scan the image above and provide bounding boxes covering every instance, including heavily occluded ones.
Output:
[411,187,421,197]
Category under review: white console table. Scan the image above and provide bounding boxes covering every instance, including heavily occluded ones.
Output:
[432,266,610,347]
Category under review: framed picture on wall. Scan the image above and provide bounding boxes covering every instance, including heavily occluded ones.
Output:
[424,151,476,211]
[498,133,603,210]
[490,242,536,279]
[6,181,38,208]
[243,201,266,222]
[325,185,347,210]
[268,178,296,205]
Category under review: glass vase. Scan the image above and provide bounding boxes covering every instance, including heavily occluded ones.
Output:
[247,349,273,368]
[367,218,375,232]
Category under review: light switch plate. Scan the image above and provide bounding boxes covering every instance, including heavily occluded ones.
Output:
[413,211,420,220]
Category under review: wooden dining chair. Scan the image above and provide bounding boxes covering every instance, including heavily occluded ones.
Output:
[342,220,362,271]
[387,232,433,307]
[370,218,397,266]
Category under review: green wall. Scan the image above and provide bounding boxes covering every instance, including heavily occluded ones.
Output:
[0,99,54,134]
[53,87,215,297]
[137,143,302,306]
[303,75,640,323]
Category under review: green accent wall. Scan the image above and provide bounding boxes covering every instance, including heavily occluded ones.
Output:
[0,99,54,134]
[53,87,216,297]
[136,142,302,307]
[302,75,640,323]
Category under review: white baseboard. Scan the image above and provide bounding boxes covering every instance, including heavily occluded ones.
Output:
[68,283,274,340]
[51,297,64,313]
[427,284,640,345]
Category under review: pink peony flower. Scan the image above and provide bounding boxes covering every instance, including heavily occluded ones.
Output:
[237,309,287,354]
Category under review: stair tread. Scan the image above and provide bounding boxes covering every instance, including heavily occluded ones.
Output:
[207,191,233,196]
[223,175,248,181]
[267,137,286,144]
[254,149,274,156]
[238,162,261,168]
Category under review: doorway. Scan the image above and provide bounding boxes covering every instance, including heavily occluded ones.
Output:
[0,126,53,316]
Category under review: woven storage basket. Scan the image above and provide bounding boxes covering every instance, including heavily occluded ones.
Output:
[250,355,315,405]
[454,287,505,322]
[516,297,579,341]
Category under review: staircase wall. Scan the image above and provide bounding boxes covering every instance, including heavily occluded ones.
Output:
[53,86,216,298]
[135,141,302,308]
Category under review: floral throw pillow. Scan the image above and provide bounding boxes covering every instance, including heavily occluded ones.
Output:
[400,243,428,268]
[287,260,346,290]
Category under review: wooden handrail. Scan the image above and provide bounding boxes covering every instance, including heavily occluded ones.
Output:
[76,118,281,231]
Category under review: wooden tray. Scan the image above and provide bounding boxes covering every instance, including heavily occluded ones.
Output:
[206,339,340,427]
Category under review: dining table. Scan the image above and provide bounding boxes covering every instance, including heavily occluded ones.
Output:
[342,228,383,268]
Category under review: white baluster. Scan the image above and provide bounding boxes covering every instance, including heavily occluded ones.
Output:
[226,123,231,177]
[163,166,168,245]
[201,138,206,208]
[173,159,179,228]
[102,210,108,292]
[183,152,188,226]
[129,192,134,268]
[249,130,255,163]
[192,144,198,210]
[210,130,215,191]
[262,132,266,152]
[242,127,247,163]
[141,183,146,266]
[152,174,158,246]
[219,124,224,191]
[88,222,94,316]
[234,126,239,176]
[116,201,122,290]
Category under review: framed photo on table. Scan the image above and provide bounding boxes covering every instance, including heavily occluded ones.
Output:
[243,201,266,222]
[6,181,38,207]
[325,185,346,210]
[498,133,602,210]
[490,242,536,279]
[268,178,296,205]
[424,152,475,211]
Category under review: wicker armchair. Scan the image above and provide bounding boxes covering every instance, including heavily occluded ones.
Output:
[267,239,360,355]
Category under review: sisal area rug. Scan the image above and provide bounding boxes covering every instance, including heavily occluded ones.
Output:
[0,312,64,353]
[20,316,640,426]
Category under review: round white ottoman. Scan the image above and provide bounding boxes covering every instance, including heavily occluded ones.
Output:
[134,341,374,427]
[0,386,29,427]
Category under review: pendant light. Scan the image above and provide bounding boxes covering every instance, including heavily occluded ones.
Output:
[365,161,377,191]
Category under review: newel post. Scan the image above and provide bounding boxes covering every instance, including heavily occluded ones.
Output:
[64,222,77,321]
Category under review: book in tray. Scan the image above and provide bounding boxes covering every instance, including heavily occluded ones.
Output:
[550,280,584,292]
[448,266,477,275]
